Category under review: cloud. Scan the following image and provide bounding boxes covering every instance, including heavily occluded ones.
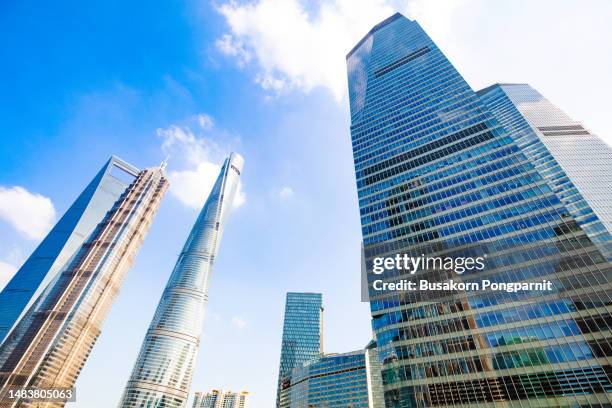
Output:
[216,0,397,99]
[216,0,612,142]
[0,247,24,291]
[277,186,295,200]
[215,0,465,100]
[0,186,56,240]
[215,34,252,68]
[231,316,247,329]
[167,162,222,209]
[0,260,17,292]
[158,115,245,209]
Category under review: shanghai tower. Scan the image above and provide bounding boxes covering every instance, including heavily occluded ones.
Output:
[0,163,168,407]
[119,153,243,408]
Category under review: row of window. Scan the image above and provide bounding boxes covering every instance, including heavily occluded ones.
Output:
[359,122,489,180]
[384,366,612,407]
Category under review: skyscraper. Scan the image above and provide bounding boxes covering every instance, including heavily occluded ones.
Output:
[0,163,168,407]
[478,83,612,246]
[347,13,612,407]
[0,156,140,345]
[275,293,323,408]
[192,390,249,408]
[279,342,384,408]
[119,153,243,408]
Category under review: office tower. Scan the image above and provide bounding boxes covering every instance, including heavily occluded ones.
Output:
[347,12,612,407]
[279,341,384,408]
[275,293,323,408]
[0,156,139,345]
[192,390,249,408]
[119,153,243,408]
[0,163,168,407]
[478,83,612,247]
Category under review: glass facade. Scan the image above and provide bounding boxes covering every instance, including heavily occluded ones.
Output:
[279,342,384,408]
[276,293,323,408]
[478,83,612,247]
[346,13,612,407]
[119,153,243,408]
[0,164,168,407]
[0,156,139,345]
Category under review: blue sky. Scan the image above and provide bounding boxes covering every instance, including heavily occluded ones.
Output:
[0,1,611,407]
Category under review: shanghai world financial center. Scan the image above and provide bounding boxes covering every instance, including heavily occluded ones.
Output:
[1,9,612,408]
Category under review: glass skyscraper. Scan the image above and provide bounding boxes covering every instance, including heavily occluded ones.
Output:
[0,156,140,345]
[347,13,612,407]
[276,293,323,408]
[0,163,168,407]
[119,153,243,408]
[279,342,384,408]
[478,83,612,246]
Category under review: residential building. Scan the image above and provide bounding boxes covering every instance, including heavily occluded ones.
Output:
[192,390,249,408]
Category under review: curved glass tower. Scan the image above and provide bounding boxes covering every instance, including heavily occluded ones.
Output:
[119,153,243,408]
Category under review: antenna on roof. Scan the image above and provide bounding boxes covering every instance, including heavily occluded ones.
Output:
[160,156,169,171]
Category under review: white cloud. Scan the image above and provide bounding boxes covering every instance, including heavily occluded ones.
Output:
[0,186,56,240]
[195,113,214,130]
[233,182,247,208]
[216,0,398,99]
[167,162,221,209]
[0,245,25,289]
[231,316,247,328]
[215,34,252,68]
[216,1,612,141]
[0,260,17,292]
[158,115,245,209]
[215,0,466,100]
[277,186,295,200]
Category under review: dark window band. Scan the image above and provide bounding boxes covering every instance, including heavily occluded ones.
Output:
[374,47,431,78]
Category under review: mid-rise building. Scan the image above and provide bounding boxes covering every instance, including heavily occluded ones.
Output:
[346,12,612,407]
[0,162,168,407]
[193,390,220,408]
[279,341,384,408]
[275,293,323,407]
[0,156,140,345]
[192,390,249,408]
[119,153,243,408]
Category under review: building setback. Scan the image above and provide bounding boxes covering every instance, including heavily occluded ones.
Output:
[0,163,168,407]
[346,13,612,407]
[119,153,243,408]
